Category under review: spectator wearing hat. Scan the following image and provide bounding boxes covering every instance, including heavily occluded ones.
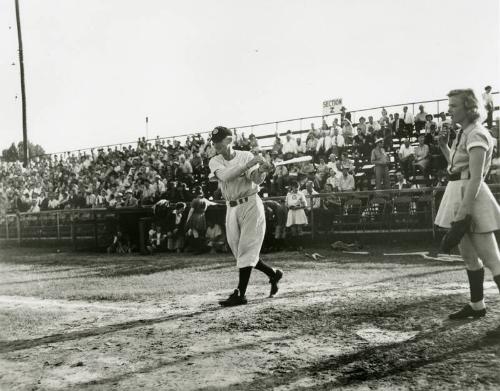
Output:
[371,138,390,190]
[482,85,494,128]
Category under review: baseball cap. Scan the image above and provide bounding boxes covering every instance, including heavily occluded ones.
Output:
[211,126,233,143]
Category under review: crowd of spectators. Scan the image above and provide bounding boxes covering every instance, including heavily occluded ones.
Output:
[0,93,498,253]
[0,96,497,222]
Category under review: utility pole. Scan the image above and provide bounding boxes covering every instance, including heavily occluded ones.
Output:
[15,0,29,167]
[145,116,149,140]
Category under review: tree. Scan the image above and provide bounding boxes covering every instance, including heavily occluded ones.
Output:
[17,141,45,159]
[1,143,19,162]
[0,141,45,162]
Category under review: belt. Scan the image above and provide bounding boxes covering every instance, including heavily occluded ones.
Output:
[448,172,470,181]
[228,196,249,207]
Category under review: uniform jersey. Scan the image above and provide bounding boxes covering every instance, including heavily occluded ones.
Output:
[209,151,259,201]
[285,191,307,208]
[449,122,494,177]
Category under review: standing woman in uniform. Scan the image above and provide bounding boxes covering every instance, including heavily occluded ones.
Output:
[435,89,500,319]
[209,126,283,307]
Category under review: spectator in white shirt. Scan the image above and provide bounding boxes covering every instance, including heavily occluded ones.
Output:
[27,198,40,213]
[47,193,60,210]
[326,153,341,176]
[325,168,339,189]
[302,180,321,210]
[336,167,355,192]
[402,106,414,135]
[367,116,381,133]
[282,131,298,158]
[331,118,342,134]
[316,130,333,157]
[331,128,345,156]
[296,137,306,154]
[398,139,415,180]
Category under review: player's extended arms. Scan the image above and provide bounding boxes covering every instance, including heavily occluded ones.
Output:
[214,156,265,182]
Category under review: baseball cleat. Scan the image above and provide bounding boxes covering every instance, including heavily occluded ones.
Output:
[269,269,283,297]
[448,304,486,320]
[219,289,247,307]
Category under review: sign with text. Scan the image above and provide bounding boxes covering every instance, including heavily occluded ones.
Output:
[322,98,343,115]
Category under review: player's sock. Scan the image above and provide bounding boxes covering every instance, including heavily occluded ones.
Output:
[467,268,484,304]
[494,274,500,294]
[470,299,486,311]
[237,267,252,296]
[255,259,275,279]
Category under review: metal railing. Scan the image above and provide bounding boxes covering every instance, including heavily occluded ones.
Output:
[2,185,499,249]
[21,92,498,160]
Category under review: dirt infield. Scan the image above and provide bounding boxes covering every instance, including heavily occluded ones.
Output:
[1,245,500,390]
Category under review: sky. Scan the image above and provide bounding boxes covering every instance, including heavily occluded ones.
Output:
[0,0,499,155]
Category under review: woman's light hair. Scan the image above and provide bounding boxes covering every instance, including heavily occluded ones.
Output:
[447,88,486,123]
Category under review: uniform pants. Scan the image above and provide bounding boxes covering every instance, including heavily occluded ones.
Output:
[226,195,266,268]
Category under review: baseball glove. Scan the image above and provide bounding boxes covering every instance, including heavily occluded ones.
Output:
[440,215,473,254]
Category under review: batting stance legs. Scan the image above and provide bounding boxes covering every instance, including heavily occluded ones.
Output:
[220,195,283,306]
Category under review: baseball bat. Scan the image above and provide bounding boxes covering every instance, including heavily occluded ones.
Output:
[273,155,312,167]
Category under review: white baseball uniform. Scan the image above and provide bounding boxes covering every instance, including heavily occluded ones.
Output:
[209,151,266,268]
